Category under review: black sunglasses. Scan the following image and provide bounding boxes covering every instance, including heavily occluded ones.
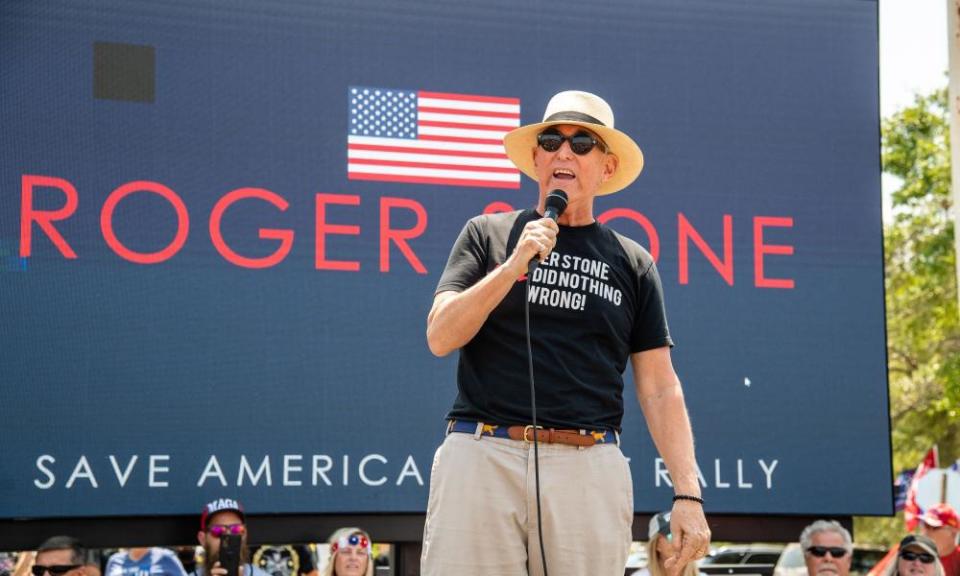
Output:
[31,566,82,576]
[899,551,936,564]
[537,129,607,155]
[807,546,848,559]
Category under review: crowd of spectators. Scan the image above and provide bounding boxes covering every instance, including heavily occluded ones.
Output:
[6,500,959,576]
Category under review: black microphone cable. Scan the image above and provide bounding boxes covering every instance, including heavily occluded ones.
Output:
[522,190,567,576]
[524,275,549,576]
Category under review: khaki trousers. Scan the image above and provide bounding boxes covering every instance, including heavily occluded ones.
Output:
[420,430,634,576]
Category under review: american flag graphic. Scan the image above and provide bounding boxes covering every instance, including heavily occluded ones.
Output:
[347,86,521,189]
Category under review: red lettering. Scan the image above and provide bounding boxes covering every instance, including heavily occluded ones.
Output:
[315,193,360,271]
[483,201,515,214]
[380,196,427,274]
[210,188,294,269]
[678,213,734,285]
[597,208,660,262]
[20,174,78,258]
[101,181,189,264]
[754,216,795,289]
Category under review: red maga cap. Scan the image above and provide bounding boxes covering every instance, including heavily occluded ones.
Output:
[200,497,245,531]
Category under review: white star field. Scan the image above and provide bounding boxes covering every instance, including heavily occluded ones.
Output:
[349,87,418,139]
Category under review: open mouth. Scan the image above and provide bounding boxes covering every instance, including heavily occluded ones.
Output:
[552,168,575,180]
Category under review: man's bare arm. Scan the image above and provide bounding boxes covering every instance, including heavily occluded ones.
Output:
[632,347,711,574]
[426,217,557,356]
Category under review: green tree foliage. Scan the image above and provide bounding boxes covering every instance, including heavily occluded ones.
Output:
[855,87,960,545]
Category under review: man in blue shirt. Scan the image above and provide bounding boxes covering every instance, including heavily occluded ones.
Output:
[105,548,186,576]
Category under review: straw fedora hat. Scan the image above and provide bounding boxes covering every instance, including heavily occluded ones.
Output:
[503,90,644,196]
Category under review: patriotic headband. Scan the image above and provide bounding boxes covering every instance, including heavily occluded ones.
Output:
[330,533,371,556]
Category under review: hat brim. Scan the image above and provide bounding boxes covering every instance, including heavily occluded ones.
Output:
[902,543,938,556]
[899,535,940,558]
[503,120,644,196]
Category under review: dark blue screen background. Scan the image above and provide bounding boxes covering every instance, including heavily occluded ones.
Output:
[0,0,890,517]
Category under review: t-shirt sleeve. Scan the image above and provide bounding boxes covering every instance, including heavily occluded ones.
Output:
[436,217,487,294]
[630,259,674,352]
[104,555,122,576]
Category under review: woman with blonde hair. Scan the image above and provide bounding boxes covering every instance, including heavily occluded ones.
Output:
[321,528,373,576]
[633,512,702,576]
[884,535,945,576]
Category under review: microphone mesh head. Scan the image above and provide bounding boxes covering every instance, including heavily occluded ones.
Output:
[545,189,568,215]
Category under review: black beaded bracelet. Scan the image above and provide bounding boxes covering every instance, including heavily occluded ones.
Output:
[673,494,704,505]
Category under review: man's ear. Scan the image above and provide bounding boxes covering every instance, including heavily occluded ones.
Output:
[197,531,206,547]
[601,153,619,182]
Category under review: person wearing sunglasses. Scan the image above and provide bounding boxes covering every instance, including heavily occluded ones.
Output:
[32,536,90,576]
[190,498,269,576]
[919,504,960,576]
[423,90,709,576]
[630,512,705,576]
[320,528,373,576]
[885,535,945,576]
[799,520,852,576]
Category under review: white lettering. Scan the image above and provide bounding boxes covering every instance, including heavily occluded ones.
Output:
[655,458,672,487]
[528,285,540,302]
[66,455,98,488]
[283,455,303,487]
[149,455,170,487]
[714,459,730,488]
[759,459,779,489]
[197,456,228,487]
[396,455,424,486]
[737,459,753,488]
[34,455,56,489]
[109,455,138,487]
[588,258,602,277]
[359,454,388,486]
[238,455,272,486]
[342,455,349,486]
[312,455,332,486]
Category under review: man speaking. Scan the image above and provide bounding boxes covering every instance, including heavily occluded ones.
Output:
[421,90,710,575]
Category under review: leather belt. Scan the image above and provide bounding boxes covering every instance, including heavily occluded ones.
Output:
[447,420,616,447]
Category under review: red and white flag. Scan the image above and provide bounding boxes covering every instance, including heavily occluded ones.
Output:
[904,446,939,531]
[347,86,521,189]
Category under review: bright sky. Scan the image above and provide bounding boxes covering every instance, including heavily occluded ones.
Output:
[880,0,947,118]
[880,0,949,215]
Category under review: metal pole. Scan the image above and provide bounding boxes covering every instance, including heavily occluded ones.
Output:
[949,0,960,313]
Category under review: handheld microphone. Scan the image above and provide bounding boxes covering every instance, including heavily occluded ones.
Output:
[528,189,569,274]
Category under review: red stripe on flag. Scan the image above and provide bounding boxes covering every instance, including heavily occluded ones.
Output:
[417,106,520,119]
[349,172,521,189]
[419,120,511,132]
[348,143,509,159]
[418,91,519,105]
[418,134,505,145]
[349,158,518,173]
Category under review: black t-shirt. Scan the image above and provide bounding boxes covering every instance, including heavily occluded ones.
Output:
[436,208,673,431]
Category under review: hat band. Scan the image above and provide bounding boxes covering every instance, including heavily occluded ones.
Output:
[543,111,606,127]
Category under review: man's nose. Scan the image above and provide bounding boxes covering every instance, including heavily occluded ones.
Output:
[556,140,576,158]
